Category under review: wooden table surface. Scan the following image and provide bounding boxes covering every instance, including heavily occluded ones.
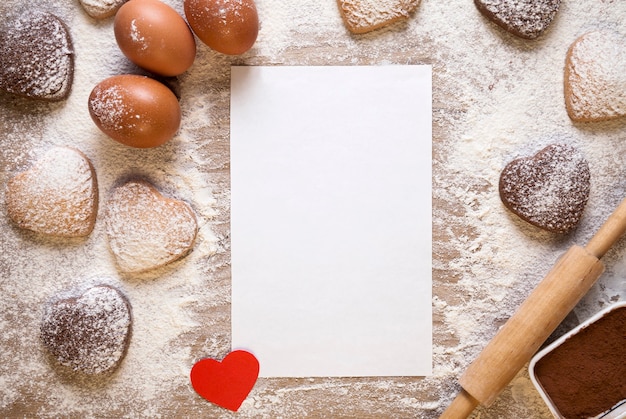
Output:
[1,1,625,418]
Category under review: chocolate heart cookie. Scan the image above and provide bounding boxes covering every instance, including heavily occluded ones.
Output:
[40,284,132,375]
[499,144,590,233]
[0,11,74,101]
[475,0,561,39]
[565,30,626,122]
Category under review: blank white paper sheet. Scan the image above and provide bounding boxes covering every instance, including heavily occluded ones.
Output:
[230,65,432,377]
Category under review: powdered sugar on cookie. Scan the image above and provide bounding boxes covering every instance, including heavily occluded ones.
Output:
[474,0,561,39]
[79,0,127,19]
[337,0,420,34]
[105,180,198,273]
[40,284,132,375]
[565,30,626,122]
[499,144,590,233]
[5,146,98,237]
[0,11,73,100]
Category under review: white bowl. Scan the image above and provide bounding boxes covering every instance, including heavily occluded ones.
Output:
[529,301,626,419]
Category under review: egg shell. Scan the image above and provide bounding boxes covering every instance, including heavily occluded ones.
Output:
[115,0,196,76]
[88,75,181,148]
[184,0,259,55]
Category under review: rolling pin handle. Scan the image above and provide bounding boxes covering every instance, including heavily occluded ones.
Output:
[440,389,479,419]
[585,197,626,258]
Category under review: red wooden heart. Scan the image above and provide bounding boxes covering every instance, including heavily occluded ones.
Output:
[190,350,260,411]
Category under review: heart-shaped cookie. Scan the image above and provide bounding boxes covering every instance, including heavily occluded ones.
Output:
[79,0,128,19]
[499,144,590,233]
[474,0,561,39]
[337,0,420,34]
[0,11,74,101]
[5,147,98,237]
[190,350,260,412]
[564,30,626,122]
[40,284,132,375]
[105,180,198,273]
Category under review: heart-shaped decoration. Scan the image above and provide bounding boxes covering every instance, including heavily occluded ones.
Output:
[80,0,128,20]
[40,284,132,375]
[0,11,74,101]
[474,0,561,39]
[564,30,626,122]
[337,0,420,34]
[5,146,98,237]
[190,350,260,412]
[105,180,198,273]
[499,143,590,234]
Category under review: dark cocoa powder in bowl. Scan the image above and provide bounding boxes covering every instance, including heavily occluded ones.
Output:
[533,305,626,419]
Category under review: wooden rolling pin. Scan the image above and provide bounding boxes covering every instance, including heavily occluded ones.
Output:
[441,197,626,419]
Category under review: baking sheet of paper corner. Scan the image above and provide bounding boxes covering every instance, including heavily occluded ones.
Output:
[230,65,432,377]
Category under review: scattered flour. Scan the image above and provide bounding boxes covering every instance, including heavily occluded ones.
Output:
[0,0,625,418]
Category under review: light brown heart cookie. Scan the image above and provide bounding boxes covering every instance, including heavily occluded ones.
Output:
[5,147,98,237]
[337,0,420,34]
[80,0,128,19]
[499,144,590,234]
[474,0,561,39]
[40,284,132,375]
[105,180,198,273]
[0,11,74,101]
[564,30,626,122]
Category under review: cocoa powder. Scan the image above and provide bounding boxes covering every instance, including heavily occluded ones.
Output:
[534,305,626,419]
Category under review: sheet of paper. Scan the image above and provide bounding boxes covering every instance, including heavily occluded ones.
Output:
[230,65,432,377]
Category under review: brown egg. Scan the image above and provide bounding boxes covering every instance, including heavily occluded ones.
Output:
[184,0,259,55]
[114,0,196,76]
[88,75,181,148]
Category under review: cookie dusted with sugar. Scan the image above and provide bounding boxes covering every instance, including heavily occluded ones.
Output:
[105,180,198,273]
[474,0,561,39]
[337,0,420,34]
[499,144,590,234]
[0,10,74,101]
[80,0,128,19]
[40,284,132,375]
[5,146,98,237]
[564,30,626,122]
